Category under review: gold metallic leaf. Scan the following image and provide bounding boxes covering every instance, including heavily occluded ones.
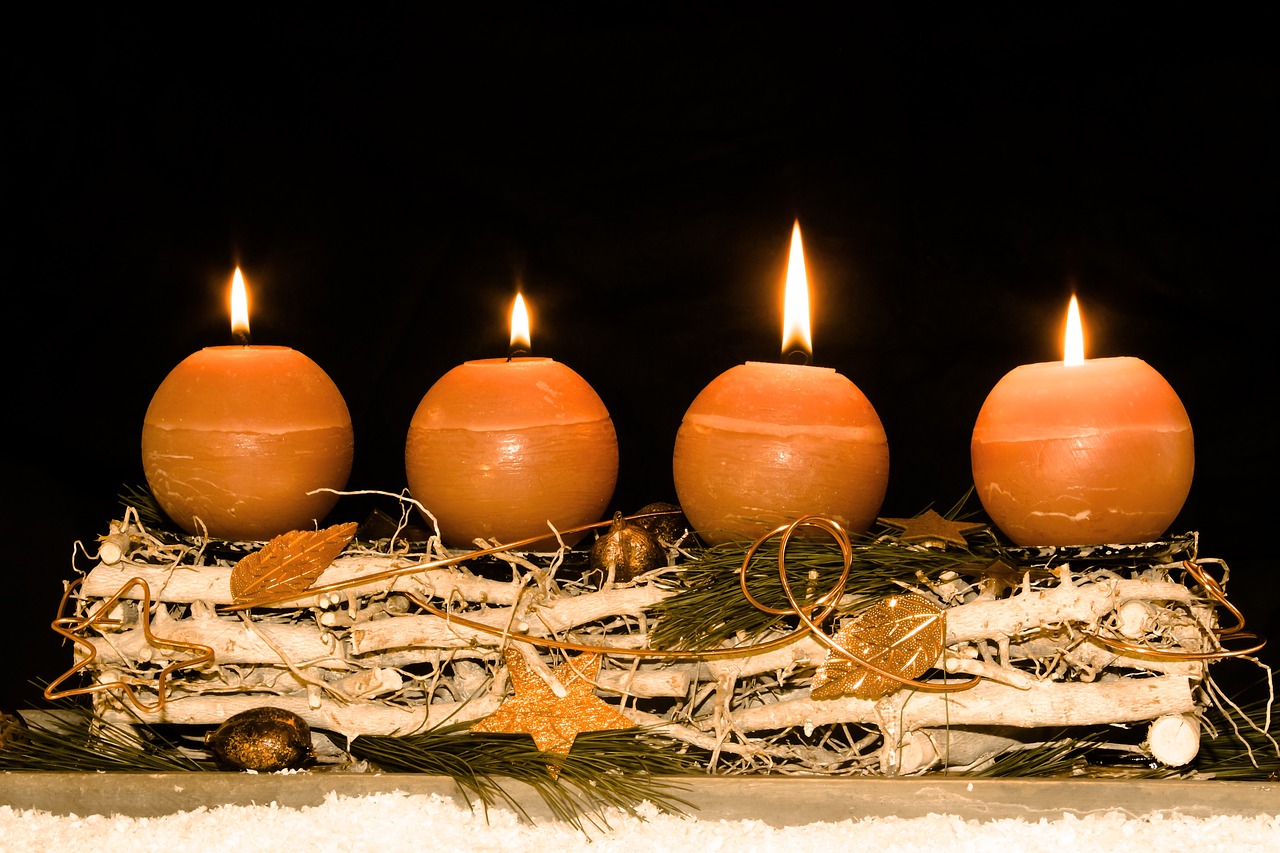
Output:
[811,593,945,700]
[230,522,357,606]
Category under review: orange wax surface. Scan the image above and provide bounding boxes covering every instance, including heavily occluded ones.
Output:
[970,356,1193,546]
[405,357,618,549]
[672,361,889,545]
[142,346,354,541]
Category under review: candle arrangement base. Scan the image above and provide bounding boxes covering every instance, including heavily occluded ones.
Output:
[25,501,1275,809]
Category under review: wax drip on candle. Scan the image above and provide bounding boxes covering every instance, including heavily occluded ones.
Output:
[782,220,812,366]
[508,292,531,360]
[230,267,252,347]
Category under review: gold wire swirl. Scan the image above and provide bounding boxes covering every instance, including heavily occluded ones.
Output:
[1080,558,1268,661]
[739,515,978,694]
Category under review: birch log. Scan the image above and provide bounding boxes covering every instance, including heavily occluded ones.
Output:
[726,675,1196,734]
[79,616,349,669]
[94,667,688,736]
[945,576,1198,642]
[98,691,503,740]
[893,727,1035,775]
[348,585,672,653]
[80,558,529,607]
[706,577,1207,683]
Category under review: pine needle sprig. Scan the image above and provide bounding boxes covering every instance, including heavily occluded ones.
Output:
[649,535,992,650]
[343,723,698,830]
[1195,694,1279,780]
[117,484,173,533]
[964,730,1121,778]
[536,729,701,828]
[0,702,207,773]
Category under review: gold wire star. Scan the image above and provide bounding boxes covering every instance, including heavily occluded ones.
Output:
[471,648,635,775]
[877,509,986,548]
[46,576,215,713]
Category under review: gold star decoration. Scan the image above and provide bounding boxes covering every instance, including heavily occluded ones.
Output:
[470,648,635,775]
[877,509,986,549]
[46,576,215,713]
[810,593,945,700]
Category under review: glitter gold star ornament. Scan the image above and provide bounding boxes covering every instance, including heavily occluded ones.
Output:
[878,509,985,548]
[471,649,635,773]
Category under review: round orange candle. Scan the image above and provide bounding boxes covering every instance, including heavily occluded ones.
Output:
[142,269,354,541]
[405,294,618,549]
[673,222,889,545]
[971,296,1194,546]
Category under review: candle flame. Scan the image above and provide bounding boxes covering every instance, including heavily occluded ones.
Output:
[230,267,251,344]
[1063,294,1085,366]
[510,292,531,355]
[782,220,812,363]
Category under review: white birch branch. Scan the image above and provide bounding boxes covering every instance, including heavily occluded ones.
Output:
[707,577,1206,683]
[945,577,1198,643]
[80,557,527,607]
[348,585,671,654]
[725,674,1195,734]
[97,691,502,740]
[80,618,349,670]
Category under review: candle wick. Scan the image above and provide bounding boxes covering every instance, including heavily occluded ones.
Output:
[234,330,252,347]
[507,347,529,361]
[783,348,810,366]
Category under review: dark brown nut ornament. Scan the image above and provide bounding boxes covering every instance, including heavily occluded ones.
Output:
[632,501,688,547]
[206,706,314,772]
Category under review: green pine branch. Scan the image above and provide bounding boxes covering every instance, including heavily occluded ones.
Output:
[342,723,701,830]
[649,533,993,650]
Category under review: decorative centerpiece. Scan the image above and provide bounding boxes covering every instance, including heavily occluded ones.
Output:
[10,235,1274,827]
[35,491,1270,800]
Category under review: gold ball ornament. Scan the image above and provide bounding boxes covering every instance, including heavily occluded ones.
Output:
[206,707,314,772]
[589,511,664,584]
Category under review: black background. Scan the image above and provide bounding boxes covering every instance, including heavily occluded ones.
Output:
[3,9,1275,711]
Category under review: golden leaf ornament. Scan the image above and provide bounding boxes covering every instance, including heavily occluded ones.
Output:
[230,522,357,606]
[811,593,945,700]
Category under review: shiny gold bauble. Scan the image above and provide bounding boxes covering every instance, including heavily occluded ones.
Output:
[632,501,688,547]
[206,707,314,772]
[589,511,663,584]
